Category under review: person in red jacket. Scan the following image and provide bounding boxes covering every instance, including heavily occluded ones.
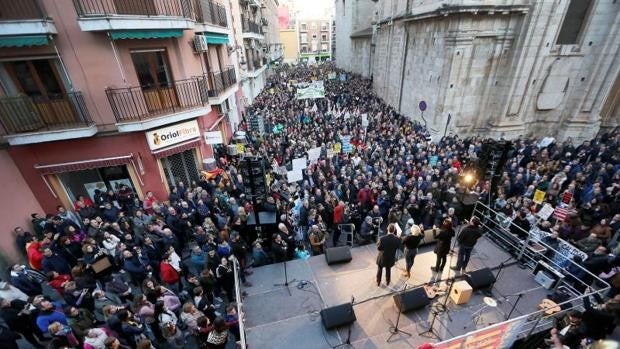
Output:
[332,201,346,246]
[160,253,180,293]
[46,271,71,295]
[27,239,45,270]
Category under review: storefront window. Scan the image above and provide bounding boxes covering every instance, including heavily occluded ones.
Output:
[58,165,135,202]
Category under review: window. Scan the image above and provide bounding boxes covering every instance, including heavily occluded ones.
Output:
[556,0,593,45]
[301,45,307,53]
[300,33,307,43]
[4,59,65,99]
[301,23,307,31]
[312,34,317,39]
[321,34,328,42]
[321,22,328,31]
[131,50,173,88]
[321,44,328,52]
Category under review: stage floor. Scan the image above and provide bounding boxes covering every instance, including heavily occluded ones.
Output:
[243,236,549,348]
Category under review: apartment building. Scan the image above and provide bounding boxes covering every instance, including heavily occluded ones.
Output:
[0,0,255,214]
[298,18,332,62]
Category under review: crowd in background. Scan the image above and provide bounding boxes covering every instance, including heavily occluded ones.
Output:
[2,62,619,349]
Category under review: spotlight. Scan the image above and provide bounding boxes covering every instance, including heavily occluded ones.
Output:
[463,173,475,184]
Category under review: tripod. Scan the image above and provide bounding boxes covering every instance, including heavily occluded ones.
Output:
[418,303,442,340]
[433,275,456,322]
[274,259,296,296]
[505,293,525,320]
[387,284,412,342]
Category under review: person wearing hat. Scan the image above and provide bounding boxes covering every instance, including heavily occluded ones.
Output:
[452,217,483,272]
[401,223,424,278]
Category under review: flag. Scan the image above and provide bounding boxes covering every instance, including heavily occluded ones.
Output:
[553,207,574,222]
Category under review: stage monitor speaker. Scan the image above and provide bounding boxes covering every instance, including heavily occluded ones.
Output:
[393,287,430,313]
[320,303,356,330]
[325,246,352,265]
[466,268,496,290]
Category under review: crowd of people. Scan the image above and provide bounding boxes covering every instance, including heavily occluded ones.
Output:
[2,62,619,349]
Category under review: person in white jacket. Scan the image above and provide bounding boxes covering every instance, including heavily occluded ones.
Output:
[102,232,120,256]
[83,328,108,349]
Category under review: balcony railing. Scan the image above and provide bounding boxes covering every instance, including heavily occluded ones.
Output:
[195,0,227,27]
[250,58,263,71]
[0,0,45,20]
[207,66,236,97]
[0,92,92,135]
[241,16,262,35]
[106,78,208,123]
[72,0,194,19]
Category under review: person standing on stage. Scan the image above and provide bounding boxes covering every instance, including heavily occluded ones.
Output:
[431,219,455,273]
[376,224,402,286]
[401,223,424,278]
[452,217,483,272]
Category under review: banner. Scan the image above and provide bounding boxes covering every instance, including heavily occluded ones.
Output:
[292,157,307,171]
[287,170,303,183]
[533,189,546,204]
[432,317,525,349]
[307,147,321,163]
[328,72,337,80]
[295,80,325,99]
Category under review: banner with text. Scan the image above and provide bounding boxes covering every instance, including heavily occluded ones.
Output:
[431,317,525,349]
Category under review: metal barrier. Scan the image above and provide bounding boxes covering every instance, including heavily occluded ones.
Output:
[469,201,610,341]
[207,67,237,97]
[231,256,248,349]
[195,0,227,27]
[73,0,194,18]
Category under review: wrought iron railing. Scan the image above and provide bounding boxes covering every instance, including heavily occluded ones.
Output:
[231,256,247,349]
[0,92,92,135]
[72,0,194,18]
[0,0,45,20]
[195,0,227,27]
[207,66,236,97]
[106,78,208,123]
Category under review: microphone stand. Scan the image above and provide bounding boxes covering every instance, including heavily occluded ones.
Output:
[433,275,455,322]
[505,293,525,320]
[274,258,296,296]
[387,284,412,342]
[491,256,514,296]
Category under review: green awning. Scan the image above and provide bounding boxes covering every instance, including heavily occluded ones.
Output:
[0,35,49,48]
[110,29,183,40]
[205,33,229,44]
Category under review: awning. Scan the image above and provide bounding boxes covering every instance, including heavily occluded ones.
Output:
[110,29,183,40]
[34,155,134,175]
[205,33,229,44]
[152,137,201,158]
[0,35,49,48]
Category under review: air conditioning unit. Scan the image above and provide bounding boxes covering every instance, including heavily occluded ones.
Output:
[193,35,208,53]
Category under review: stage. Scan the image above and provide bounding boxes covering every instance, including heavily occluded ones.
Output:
[242,236,550,348]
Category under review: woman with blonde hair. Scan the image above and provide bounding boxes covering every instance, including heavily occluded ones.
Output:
[401,222,424,278]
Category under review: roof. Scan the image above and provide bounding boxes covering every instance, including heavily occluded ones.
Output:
[350,27,372,39]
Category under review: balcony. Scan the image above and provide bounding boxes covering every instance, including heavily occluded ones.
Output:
[245,58,265,78]
[72,0,195,32]
[207,67,237,104]
[0,92,97,145]
[241,16,263,40]
[0,0,57,37]
[194,0,229,34]
[106,78,210,132]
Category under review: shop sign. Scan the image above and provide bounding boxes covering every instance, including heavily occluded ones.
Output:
[145,120,200,151]
[204,131,224,145]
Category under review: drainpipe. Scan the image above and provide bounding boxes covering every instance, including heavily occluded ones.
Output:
[49,35,74,91]
[108,32,127,85]
[397,25,409,112]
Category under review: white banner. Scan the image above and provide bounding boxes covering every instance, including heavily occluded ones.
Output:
[292,157,307,171]
[307,147,321,163]
[204,131,224,145]
[287,170,303,183]
[295,81,325,99]
[145,120,200,151]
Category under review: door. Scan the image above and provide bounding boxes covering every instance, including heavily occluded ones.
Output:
[131,50,178,114]
[160,149,200,188]
[3,59,74,131]
[114,0,157,15]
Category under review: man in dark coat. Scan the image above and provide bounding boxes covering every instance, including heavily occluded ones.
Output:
[376,223,401,286]
[452,216,483,272]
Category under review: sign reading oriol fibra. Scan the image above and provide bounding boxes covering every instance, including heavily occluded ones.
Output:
[145,120,200,151]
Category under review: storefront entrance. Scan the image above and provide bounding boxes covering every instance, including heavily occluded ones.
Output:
[160,149,200,188]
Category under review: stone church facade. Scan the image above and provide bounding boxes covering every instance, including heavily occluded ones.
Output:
[335,0,619,141]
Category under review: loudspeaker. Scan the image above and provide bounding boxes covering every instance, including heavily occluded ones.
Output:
[325,246,352,265]
[465,268,496,290]
[393,287,430,313]
[320,303,356,330]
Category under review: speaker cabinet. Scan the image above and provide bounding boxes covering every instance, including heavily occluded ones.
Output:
[320,303,356,330]
[393,287,430,313]
[465,268,496,290]
[325,246,352,265]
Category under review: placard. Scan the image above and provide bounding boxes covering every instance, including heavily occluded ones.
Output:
[292,157,307,171]
[533,189,546,204]
[307,147,321,163]
[287,170,303,183]
[537,203,555,220]
[361,113,369,127]
[333,142,342,153]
